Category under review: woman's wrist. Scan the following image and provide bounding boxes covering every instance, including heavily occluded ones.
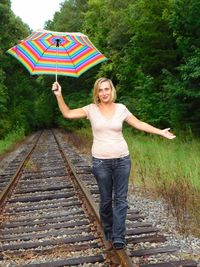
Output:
[56,93,63,98]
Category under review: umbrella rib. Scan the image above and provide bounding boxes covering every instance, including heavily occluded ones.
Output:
[33,44,53,68]
[61,44,79,76]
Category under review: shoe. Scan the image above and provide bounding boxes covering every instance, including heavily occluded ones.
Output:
[113,242,125,250]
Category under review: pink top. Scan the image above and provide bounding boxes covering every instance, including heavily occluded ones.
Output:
[83,103,132,159]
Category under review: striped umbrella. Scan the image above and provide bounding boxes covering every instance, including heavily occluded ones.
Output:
[7,30,107,80]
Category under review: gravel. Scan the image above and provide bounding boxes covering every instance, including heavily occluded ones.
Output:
[128,185,200,265]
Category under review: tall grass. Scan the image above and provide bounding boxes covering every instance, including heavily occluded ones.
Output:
[125,128,200,235]
[63,128,92,155]
[124,129,200,189]
[0,127,25,155]
[65,127,200,236]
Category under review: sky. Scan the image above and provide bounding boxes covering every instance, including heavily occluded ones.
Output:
[11,0,64,31]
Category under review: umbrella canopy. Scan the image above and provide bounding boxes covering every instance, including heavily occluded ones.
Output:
[7,30,107,79]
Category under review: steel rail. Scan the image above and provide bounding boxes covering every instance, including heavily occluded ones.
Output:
[0,131,43,211]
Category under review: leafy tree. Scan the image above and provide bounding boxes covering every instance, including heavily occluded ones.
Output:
[46,0,88,32]
[83,0,178,127]
[1,0,55,136]
[164,0,200,134]
[0,0,27,137]
[0,68,9,138]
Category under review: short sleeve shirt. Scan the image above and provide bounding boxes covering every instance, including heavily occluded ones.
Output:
[83,103,132,159]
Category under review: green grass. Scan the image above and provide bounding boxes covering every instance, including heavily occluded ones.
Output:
[124,128,200,190]
[0,127,25,155]
[125,128,200,234]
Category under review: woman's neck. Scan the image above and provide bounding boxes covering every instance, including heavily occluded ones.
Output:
[98,101,114,108]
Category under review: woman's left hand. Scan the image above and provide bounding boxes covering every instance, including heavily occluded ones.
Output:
[160,128,176,139]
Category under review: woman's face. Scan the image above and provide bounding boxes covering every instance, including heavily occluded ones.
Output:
[98,81,112,103]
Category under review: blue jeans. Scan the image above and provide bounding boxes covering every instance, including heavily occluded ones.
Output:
[92,155,131,245]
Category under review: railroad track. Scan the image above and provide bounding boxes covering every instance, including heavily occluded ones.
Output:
[0,129,198,267]
[0,132,41,196]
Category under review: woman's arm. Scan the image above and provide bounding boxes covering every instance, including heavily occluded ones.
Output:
[52,82,87,119]
[126,114,176,139]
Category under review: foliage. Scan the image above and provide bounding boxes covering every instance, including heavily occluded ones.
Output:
[46,0,88,32]
[0,0,55,138]
[54,88,91,130]
[164,0,200,134]
[1,0,200,138]
[0,68,9,137]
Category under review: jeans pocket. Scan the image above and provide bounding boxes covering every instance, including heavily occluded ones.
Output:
[92,158,104,168]
[119,155,131,170]
[120,155,130,161]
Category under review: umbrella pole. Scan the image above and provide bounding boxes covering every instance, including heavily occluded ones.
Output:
[55,39,59,82]
[55,52,58,82]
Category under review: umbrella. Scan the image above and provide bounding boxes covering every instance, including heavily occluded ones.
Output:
[7,30,107,80]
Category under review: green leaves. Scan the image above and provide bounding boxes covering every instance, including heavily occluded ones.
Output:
[1,0,200,137]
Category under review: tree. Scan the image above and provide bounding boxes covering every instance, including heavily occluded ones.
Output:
[164,0,200,133]
[0,0,54,136]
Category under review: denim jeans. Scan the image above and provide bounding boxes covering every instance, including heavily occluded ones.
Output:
[92,155,131,245]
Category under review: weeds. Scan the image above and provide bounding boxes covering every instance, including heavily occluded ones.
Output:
[125,129,200,236]
[64,128,92,155]
[0,127,25,154]
[155,178,200,235]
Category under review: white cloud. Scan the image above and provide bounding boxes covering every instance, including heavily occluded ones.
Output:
[11,0,64,31]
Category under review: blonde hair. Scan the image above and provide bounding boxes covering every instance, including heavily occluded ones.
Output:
[93,77,117,104]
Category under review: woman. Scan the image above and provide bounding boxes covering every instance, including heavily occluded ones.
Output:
[52,77,175,250]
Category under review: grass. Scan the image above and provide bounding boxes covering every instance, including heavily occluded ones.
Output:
[124,129,200,189]
[124,128,200,235]
[65,126,200,236]
[63,127,92,155]
[0,127,25,155]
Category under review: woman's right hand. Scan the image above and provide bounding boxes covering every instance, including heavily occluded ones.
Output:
[52,82,62,96]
